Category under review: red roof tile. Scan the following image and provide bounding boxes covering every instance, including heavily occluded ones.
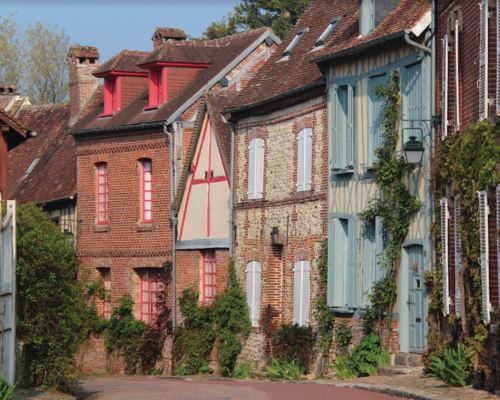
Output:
[153,27,188,41]
[94,50,150,76]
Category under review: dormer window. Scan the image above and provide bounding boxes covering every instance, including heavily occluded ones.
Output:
[100,77,121,117]
[25,158,39,175]
[313,17,342,51]
[360,0,400,36]
[146,68,167,109]
[278,27,309,62]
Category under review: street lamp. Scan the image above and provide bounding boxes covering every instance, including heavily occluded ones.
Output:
[270,227,280,246]
[402,127,425,165]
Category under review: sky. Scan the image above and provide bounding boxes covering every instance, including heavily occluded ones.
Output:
[0,0,240,63]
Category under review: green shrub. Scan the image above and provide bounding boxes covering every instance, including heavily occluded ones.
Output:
[266,358,305,380]
[334,320,353,352]
[0,375,16,400]
[331,354,357,380]
[272,323,315,372]
[232,362,251,379]
[429,344,468,387]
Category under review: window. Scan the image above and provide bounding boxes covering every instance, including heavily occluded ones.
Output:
[278,27,309,62]
[333,85,354,170]
[25,158,39,175]
[331,218,357,308]
[147,68,166,109]
[361,217,384,307]
[101,269,111,319]
[246,261,261,327]
[360,0,375,36]
[97,163,108,224]
[247,138,264,199]
[477,190,491,324]
[293,260,310,326]
[297,128,312,191]
[141,159,152,223]
[368,74,386,165]
[101,78,121,117]
[203,250,216,305]
[140,268,161,324]
[314,17,341,50]
[479,0,488,121]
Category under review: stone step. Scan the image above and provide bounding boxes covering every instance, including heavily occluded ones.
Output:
[378,365,424,376]
[393,353,423,367]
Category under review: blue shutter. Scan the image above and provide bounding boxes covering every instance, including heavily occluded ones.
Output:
[305,128,312,190]
[362,221,375,307]
[301,261,310,326]
[293,261,301,324]
[347,219,357,308]
[454,199,462,317]
[333,219,346,307]
[334,88,346,169]
[404,63,423,143]
[478,190,491,324]
[255,138,264,199]
[369,75,386,165]
[297,129,305,192]
[441,198,450,316]
[347,84,354,168]
[375,216,384,282]
[327,217,335,306]
[247,140,256,199]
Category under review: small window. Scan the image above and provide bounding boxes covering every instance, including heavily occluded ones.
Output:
[203,250,216,305]
[246,261,261,327]
[100,78,121,116]
[293,260,310,326]
[97,163,108,224]
[147,68,166,109]
[141,160,152,223]
[101,269,111,319]
[314,16,342,50]
[297,128,312,191]
[278,27,309,62]
[25,158,39,175]
[248,138,264,199]
[140,268,162,324]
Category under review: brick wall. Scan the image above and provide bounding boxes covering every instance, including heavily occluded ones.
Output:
[121,76,148,107]
[167,67,205,100]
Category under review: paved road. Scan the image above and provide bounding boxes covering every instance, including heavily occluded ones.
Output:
[79,377,399,400]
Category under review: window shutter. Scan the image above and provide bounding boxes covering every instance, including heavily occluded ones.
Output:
[347,220,357,308]
[497,186,500,312]
[454,21,460,132]
[293,261,301,324]
[296,129,305,192]
[255,138,264,199]
[254,262,261,326]
[347,84,354,168]
[479,0,488,121]
[362,222,375,308]
[247,140,256,199]
[478,190,491,324]
[369,75,386,164]
[375,216,384,282]
[334,88,344,169]
[497,0,500,114]
[305,128,312,190]
[454,199,462,317]
[333,219,346,307]
[301,261,310,326]
[442,35,449,137]
[246,262,254,325]
[441,198,450,316]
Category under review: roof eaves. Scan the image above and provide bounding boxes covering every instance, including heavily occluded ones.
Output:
[224,79,325,116]
[309,30,406,64]
[68,121,164,136]
[165,29,281,126]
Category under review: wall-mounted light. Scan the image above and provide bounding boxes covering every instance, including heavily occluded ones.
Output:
[402,127,425,165]
[270,226,280,246]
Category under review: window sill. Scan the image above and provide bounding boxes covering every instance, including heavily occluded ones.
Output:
[143,105,159,111]
[98,112,115,118]
[331,168,354,176]
[361,165,377,172]
[293,189,313,199]
[332,307,355,314]
[94,224,109,233]
[136,223,154,232]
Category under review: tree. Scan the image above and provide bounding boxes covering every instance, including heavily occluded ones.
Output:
[202,0,311,40]
[0,13,22,87]
[22,22,70,104]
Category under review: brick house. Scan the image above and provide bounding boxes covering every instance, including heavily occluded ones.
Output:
[68,28,279,373]
[223,0,340,368]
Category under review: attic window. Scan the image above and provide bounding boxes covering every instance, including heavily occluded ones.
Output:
[314,16,342,50]
[278,27,309,62]
[25,158,39,175]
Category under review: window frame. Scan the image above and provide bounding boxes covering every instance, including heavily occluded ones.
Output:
[278,27,309,62]
[296,127,312,191]
[97,163,108,225]
[141,159,153,224]
[247,138,264,199]
[333,84,355,171]
[246,260,261,327]
[140,268,161,325]
[293,260,310,326]
[147,67,167,109]
[100,77,121,117]
[101,269,111,319]
[203,250,216,305]
[313,16,342,50]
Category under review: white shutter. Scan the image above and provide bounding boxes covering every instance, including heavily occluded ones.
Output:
[441,198,450,315]
[246,262,254,325]
[247,140,256,199]
[301,261,310,326]
[479,0,488,121]
[497,186,500,312]
[296,129,305,192]
[497,0,500,114]
[293,261,301,324]
[454,22,460,132]
[454,199,462,317]
[253,262,261,326]
[442,34,449,137]
[255,138,264,199]
[305,128,312,190]
[478,190,491,324]
[347,84,354,168]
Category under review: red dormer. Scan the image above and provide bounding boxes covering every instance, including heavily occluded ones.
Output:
[103,77,121,116]
[145,67,167,110]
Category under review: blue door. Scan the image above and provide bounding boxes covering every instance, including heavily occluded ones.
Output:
[408,245,424,352]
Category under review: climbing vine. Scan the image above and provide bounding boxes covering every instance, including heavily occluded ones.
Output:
[359,71,421,345]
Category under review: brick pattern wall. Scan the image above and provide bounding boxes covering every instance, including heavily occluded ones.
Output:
[121,76,148,107]
[167,67,205,100]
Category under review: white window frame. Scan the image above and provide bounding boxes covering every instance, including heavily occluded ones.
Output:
[247,138,264,199]
[442,34,449,137]
[246,261,261,327]
[293,260,310,326]
[313,16,342,50]
[479,0,488,121]
[454,198,462,317]
[478,190,491,324]
[441,198,450,316]
[296,127,312,191]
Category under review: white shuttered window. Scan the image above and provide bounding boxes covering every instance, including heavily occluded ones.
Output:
[248,138,264,199]
[293,260,310,326]
[454,199,462,317]
[454,20,460,132]
[297,128,312,191]
[478,190,491,324]
[479,0,488,121]
[497,0,500,114]
[441,198,450,315]
[246,261,261,327]
[442,34,449,136]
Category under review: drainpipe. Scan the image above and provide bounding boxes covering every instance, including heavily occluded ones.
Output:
[163,123,177,333]
[221,113,236,260]
[404,29,431,55]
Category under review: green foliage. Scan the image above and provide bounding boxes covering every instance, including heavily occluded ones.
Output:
[334,320,352,352]
[429,344,468,387]
[202,0,311,40]
[213,261,251,376]
[0,375,16,400]
[260,304,280,357]
[232,362,252,379]
[266,358,305,380]
[0,13,22,87]
[271,323,315,372]
[16,204,96,393]
[360,72,420,343]
[331,354,358,380]
[313,239,335,352]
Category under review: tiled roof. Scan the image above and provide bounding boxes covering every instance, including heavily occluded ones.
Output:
[0,107,29,135]
[70,29,271,134]
[153,27,188,41]
[7,102,76,204]
[138,41,223,66]
[69,46,99,59]
[93,50,150,75]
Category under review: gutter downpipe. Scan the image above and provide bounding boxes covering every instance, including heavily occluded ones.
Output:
[404,29,431,55]
[221,113,236,262]
[163,123,177,333]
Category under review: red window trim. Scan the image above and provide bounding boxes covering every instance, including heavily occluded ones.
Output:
[100,77,122,117]
[140,269,161,324]
[102,269,111,319]
[141,159,152,223]
[97,163,108,224]
[203,250,216,305]
[147,68,167,109]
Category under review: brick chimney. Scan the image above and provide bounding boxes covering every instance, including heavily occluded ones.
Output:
[0,85,20,110]
[151,28,187,50]
[68,45,100,125]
